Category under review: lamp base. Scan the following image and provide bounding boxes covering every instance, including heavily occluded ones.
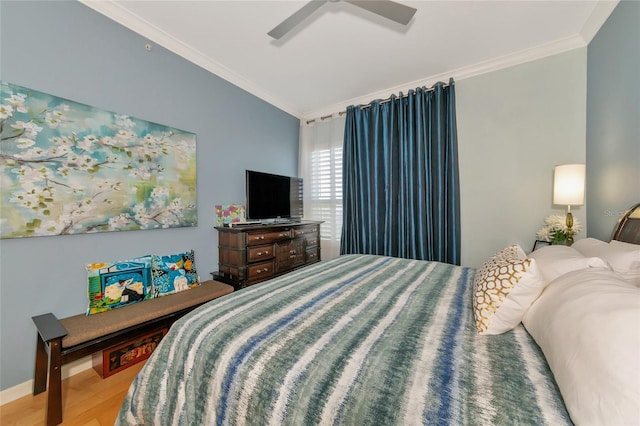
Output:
[565,211,574,246]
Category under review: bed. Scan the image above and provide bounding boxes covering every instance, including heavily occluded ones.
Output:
[117,204,640,425]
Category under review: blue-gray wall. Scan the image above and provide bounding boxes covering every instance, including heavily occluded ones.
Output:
[457,49,587,268]
[0,1,299,391]
[586,0,640,240]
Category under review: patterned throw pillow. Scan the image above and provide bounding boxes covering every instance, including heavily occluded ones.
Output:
[473,245,545,335]
[86,255,153,315]
[151,249,200,297]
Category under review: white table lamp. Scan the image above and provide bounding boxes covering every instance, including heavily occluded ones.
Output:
[553,164,585,245]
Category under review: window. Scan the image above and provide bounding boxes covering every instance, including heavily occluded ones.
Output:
[309,147,342,248]
[299,115,345,259]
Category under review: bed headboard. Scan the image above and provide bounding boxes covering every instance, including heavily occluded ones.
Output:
[611,203,640,245]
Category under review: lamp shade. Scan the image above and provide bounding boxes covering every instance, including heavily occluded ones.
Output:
[553,164,585,206]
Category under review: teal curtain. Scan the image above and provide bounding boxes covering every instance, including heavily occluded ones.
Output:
[340,79,460,264]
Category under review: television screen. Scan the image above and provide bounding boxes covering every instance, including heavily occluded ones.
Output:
[246,170,303,221]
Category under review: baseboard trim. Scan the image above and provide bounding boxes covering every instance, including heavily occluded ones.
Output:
[0,356,92,406]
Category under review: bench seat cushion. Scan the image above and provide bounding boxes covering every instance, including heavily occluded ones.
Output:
[60,280,233,348]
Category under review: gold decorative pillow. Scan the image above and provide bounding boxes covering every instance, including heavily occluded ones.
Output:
[473,245,545,335]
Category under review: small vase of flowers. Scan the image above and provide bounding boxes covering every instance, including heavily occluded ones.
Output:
[536,214,582,245]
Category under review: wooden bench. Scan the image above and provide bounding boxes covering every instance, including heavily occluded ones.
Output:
[32,280,234,426]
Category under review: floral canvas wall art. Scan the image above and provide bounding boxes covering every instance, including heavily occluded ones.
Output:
[0,81,197,238]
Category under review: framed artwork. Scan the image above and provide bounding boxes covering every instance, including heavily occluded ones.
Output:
[215,204,245,227]
[0,81,197,238]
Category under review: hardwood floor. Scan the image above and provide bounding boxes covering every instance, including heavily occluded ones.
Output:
[0,362,145,426]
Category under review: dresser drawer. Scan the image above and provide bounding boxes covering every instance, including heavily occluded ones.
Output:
[306,247,320,263]
[247,230,292,246]
[248,244,274,262]
[293,225,317,238]
[304,234,319,248]
[248,261,274,280]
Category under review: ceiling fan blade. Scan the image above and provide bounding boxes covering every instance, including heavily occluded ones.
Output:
[344,0,417,25]
[268,1,329,39]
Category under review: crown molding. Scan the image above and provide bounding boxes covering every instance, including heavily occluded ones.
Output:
[79,0,616,122]
[79,0,301,118]
[303,34,587,120]
[579,0,619,44]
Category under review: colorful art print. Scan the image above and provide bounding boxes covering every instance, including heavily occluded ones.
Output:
[215,204,245,226]
[0,81,197,239]
[151,249,199,297]
[86,256,152,315]
[104,328,166,377]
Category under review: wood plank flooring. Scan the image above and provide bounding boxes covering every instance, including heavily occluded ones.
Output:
[0,362,144,426]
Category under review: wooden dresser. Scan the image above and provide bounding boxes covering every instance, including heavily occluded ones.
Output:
[214,221,322,288]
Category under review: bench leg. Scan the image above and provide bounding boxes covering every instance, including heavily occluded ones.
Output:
[33,333,48,395]
[45,338,63,426]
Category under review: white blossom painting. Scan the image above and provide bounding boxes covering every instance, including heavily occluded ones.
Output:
[0,81,197,238]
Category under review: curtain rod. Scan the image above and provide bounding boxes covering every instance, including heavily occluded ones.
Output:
[305,81,453,125]
[359,81,452,110]
[306,111,346,125]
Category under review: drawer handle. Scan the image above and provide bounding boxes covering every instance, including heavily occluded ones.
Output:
[289,255,296,259]
[279,233,287,237]
[256,268,269,274]
[290,250,296,255]
[257,236,265,240]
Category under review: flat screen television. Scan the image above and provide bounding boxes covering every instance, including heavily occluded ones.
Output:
[246,170,303,221]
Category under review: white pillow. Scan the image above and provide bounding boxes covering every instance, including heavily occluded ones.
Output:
[527,245,609,284]
[522,268,640,425]
[472,245,545,335]
[610,239,640,251]
[573,238,640,286]
[610,240,640,285]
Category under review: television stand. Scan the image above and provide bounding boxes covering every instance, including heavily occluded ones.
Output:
[214,220,322,289]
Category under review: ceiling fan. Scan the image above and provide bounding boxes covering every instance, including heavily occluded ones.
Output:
[267,0,417,40]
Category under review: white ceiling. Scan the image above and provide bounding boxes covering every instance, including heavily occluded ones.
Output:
[80,0,618,120]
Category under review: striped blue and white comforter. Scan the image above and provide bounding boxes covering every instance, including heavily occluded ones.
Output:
[117,254,572,425]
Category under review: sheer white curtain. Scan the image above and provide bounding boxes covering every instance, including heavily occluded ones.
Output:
[299,114,345,259]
